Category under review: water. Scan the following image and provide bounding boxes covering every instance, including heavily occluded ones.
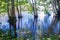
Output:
[0,11,60,39]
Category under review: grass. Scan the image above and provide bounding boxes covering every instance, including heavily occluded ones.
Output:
[0,30,59,40]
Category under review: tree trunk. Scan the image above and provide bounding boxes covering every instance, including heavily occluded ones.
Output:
[16,5,20,29]
[16,0,22,30]
[48,0,60,36]
[11,0,17,38]
[19,6,22,30]
[32,0,38,40]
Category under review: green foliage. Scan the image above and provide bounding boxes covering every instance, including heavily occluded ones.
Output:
[50,35,58,40]
[0,0,53,14]
[0,0,33,13]
[0,1,7,12]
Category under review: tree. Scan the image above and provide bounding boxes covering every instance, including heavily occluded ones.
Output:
[48,0,60,36]
[7,0,17,38]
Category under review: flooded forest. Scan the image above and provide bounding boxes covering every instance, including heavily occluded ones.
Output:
[0,0,60,40]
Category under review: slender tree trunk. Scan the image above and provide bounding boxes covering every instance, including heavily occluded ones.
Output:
[32,0,38,40]
[17,6,22,30]
[16,0,22,30]
[19,6,22,30]
[16,0,20,30]
[16,1,22,39]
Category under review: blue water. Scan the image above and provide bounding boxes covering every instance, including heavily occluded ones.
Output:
[0,11,60,35]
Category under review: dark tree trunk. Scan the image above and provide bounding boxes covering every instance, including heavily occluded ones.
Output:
[57,0,60,39]
[16,0,20,30]
[17,6,22,30]
[11,0,17,38]
[16,0,22,30]
[32,0,38,40]
[48,0,60,36]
